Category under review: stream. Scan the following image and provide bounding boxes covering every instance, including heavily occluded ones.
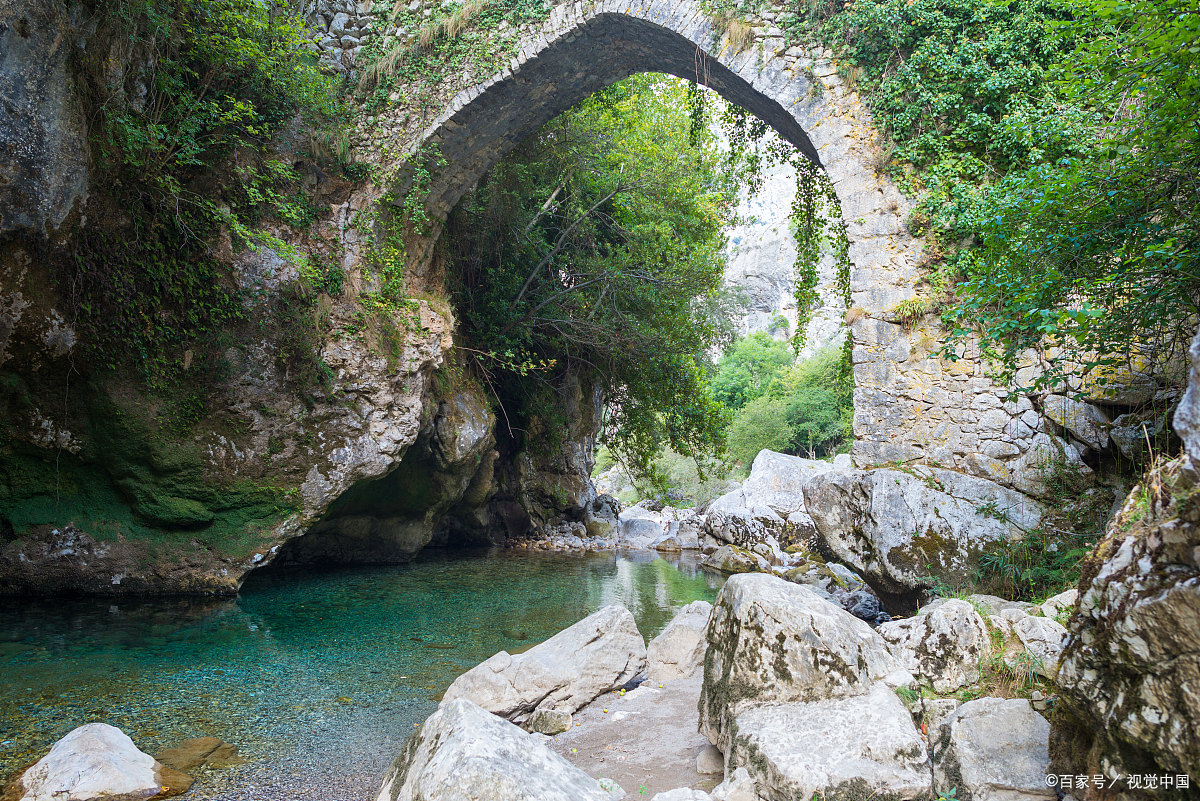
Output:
[0,548,723,798]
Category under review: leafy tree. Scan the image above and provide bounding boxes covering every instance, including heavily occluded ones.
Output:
[447,75,739,477]
[944,0,1200,388]
[727,397,794,467]
[710,332,795,410]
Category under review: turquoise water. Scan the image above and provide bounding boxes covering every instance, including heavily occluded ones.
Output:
[0,549,722,797]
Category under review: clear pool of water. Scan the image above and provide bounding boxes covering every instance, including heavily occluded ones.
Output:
[0,548,723,798]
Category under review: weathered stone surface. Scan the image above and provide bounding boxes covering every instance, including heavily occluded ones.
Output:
[1038,588,1077,619]
[695,744,723,775]
[740,450,833,516]
[1042,394,1111,451]
[727,683,931,801]
[0,0,90,234]
[1053,452,1200,781]
[701,544,768,575]
[11,723,190,801]
[699,573,903,752]
[441,604,646,721]
[527,707,572,735]
[375,699,613,801]
[647,600,713,683]
[804,467,1043,609]
[1175,323,1200,458]
[703,510,769,549]
[1008,433,1093,499]
[877,599,992,693]
[1009,614,1067,679]
[931,697,1053,801]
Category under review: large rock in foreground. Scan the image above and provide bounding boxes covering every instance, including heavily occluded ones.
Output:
[9,723,190,801]
[699,573,905,752]
[932,697,1053,801]
[647,600,713,683]
[804,467,1043,610]
[375,699,613,801]
[1053,451,1200,783]
[727,682,931,801]
[440,604,646,721]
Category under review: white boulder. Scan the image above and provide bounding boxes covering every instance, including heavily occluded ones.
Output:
[877,599,993,693]
[931,697,1053,801]
[441,605,646,721]
[699,574,904,752]
[804,467,1043,604]
[647,600,713,683]
[12,723,182,801]
[376,699,613,801]
[727,682,931,801]
[1009,615,1068,678]
[741,450,833,516]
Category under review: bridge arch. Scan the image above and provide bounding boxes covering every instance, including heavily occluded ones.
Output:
[385,0,959,467]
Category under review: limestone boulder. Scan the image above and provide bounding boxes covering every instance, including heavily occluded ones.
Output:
[1038,588,1077,619]
[11,723,191,801]
[701,544,768,575]
[877,599,992,693]
[931,697,1053,801]
[727,683,931,801]
[1176,323,1200,456]
[375,699,613,801]
[804,467,1043,609]
[705,488,747,515]
[699,573,904,752]
[584,495,619,539]
[1053,451,1200,779]
[440,604,646,721]
[1008,614,1067,679]
[703,510,769,549]
[619,506,665,547]
[1111,411,1172,461]
[1042,394,1111,451]
[740,450,833,516]
[1008,433,1093,499]
[647,600,713,683]
[652,791,710,801]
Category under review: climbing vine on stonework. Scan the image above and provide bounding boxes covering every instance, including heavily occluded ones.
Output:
[790,157,853,400]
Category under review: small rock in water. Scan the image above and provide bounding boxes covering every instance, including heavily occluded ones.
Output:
[156,736,244,772]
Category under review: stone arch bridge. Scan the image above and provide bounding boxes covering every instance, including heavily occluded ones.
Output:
[360,0,1057,478]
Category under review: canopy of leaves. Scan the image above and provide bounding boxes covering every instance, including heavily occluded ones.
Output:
[719,341,851,467]
[447,75,739,476]
[785,0,1198,392]
[943,0,1200,388]
[711,332,795,410]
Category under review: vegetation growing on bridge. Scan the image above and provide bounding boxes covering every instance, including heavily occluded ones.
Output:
[775,0,1199,388]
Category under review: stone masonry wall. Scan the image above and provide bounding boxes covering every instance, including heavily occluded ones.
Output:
[303,0,1180,499]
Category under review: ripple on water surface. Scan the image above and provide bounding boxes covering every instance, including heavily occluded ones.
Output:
[0,548,723,799]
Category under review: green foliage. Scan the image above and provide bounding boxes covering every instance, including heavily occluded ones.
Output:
[942,0,1200,388]
[61,0,344,392]
[721,343,852,467]
[787,0,1198,388]
[711,333,794,410]
[447,75,739,476]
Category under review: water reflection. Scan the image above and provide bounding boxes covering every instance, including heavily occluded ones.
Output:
[0,549,723,788]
